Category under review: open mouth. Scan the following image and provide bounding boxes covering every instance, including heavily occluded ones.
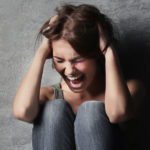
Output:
[65,75,85,89]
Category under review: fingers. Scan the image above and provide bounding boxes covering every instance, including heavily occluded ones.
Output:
[42,15,58,35]
[98,26,111,55]
[42,25,51,34]
[99,36,106,51]
[49,15,58,24]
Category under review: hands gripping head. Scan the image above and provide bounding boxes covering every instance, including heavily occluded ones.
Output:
[38,4,115,70]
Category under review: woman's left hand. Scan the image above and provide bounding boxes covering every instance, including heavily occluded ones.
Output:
[99,35,107,55]
[99,35,113,57]
[98,25,110,56]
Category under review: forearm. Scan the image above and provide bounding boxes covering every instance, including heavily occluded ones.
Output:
[13,48,46,122]
[104,47,132,123]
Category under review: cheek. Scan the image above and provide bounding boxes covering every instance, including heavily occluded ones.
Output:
[75,61,97,77]
[53,62,63,73]
[74,62,87,71]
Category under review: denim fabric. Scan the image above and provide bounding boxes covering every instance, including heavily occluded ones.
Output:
[32,99,124,150]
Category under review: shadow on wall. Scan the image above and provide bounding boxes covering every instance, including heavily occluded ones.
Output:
[118,30,150,150]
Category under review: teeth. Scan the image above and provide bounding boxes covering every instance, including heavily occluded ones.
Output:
[67,76,81,81]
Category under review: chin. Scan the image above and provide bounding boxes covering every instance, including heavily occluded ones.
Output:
[70,87,85,93]
[65,81,85,93]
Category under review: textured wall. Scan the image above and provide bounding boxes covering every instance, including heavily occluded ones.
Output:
[0,0,150,149]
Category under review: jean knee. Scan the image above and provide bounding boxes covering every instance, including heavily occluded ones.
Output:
[76,100,106,117]
[32,99,76,150]
[74,101,109,130]
[74,101,125,150]
[34,99,74,125]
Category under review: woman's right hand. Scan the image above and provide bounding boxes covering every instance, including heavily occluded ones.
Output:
[38,36,52,60]
[37,15,58,60]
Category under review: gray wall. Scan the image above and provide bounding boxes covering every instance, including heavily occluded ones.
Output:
[0,0,150,149]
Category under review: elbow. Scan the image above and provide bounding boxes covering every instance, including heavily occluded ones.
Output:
[107,114,125,124]
[106,109,130,124]
[13,105,35,123]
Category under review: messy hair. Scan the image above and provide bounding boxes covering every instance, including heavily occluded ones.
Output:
[38,4,115,75]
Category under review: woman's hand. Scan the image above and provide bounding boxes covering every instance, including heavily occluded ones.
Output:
[99,35,107,55]
[99,35,114,58]
[38,36,52,59]
[98,24,110,56]
[38,15,58,60]
[98,24,115,57]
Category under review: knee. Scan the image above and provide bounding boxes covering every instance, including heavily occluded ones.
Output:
[74,101,109,130]
[34,99,73,125]
[76,100,106,117]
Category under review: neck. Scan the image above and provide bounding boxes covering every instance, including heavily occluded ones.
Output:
[82,72,105,99]
[62,72,105,101]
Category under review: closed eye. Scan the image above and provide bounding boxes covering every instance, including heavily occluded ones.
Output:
[53,56,85,63]
[53,57,64,63]
[53,59,64,63]
[56,60,64,63]
[72,58,85,63]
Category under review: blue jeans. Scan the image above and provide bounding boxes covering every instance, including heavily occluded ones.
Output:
[32,99,125,150]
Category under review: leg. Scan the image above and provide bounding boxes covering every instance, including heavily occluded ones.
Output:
[32,99,76,150]
[74,101,125,150]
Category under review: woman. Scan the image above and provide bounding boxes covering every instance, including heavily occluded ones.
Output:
[13,4,146,150]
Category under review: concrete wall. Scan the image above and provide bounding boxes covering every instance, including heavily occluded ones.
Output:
[0,0,150,149]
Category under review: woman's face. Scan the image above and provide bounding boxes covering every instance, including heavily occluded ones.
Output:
[52,39,98,93]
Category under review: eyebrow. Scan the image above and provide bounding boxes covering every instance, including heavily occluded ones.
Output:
[53,56,82,61]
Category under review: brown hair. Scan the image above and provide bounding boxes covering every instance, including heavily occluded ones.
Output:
[38,4,115,75]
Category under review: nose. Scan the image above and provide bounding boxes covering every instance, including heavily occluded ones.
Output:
[64,62,76,76]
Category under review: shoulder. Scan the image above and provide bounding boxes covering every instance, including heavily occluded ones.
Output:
[39,86,54,104]
[126,79,146,97]
[126,79,146,117]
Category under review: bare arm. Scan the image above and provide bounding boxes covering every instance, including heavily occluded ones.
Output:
[13,16,58,123]
[13,37,51,123]
[104,47,132,123]
[104,46,146,123]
